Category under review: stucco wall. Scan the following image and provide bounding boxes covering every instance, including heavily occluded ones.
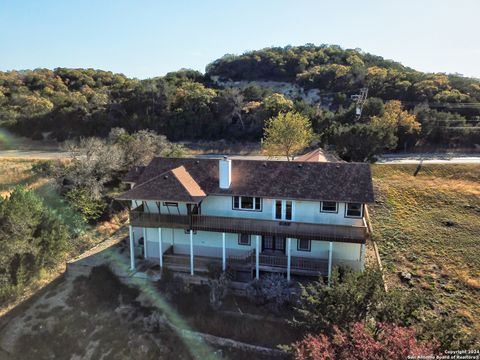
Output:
[200,195,364,226]
[138,227,362,267]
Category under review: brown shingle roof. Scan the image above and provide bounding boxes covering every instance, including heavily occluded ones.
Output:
[117,157,374,203]
[123,166,145,183]
[117,165,206,203]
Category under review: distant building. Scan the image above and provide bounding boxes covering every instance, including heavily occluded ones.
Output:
[294,147,341,162]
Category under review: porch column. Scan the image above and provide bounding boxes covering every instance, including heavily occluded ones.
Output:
[158,227,163,268]
[129,225,135,270]
[255,235,260,280]
[189,229,194,275]
[328,241,333,286]
[143,227,148,258]
[287,238,291,282]
[222,232,226,271]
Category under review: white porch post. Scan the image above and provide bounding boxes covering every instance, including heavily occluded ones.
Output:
[255,235,260,280]
[189,229,194,275]
[222,232,226,271]
[328,241,333,286]
[287,238,291,282]
[129,225,135,270]
[158,227,163,268]
[143,227,148,258]
[360,243,366,270]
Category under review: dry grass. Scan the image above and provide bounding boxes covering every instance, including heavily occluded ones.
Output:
[370,164,480,335]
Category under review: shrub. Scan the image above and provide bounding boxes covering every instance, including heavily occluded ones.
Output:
[157,268,191,300]
[246,273,295,313]
[31,160,55,177]
[208,272,230,310]
[294,268,424,333]
[293,322,438,360]
[65,187,107,222]
[417,314,479,352]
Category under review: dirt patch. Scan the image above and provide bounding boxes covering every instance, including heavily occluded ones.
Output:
[0,264,283,360]
[2,266,192,360]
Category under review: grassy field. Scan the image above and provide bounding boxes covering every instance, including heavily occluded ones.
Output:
[370,164,480,335]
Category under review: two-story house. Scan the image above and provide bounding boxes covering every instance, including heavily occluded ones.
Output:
[116,157,374,282]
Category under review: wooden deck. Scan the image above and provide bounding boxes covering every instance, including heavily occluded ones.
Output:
[130,211,366,243]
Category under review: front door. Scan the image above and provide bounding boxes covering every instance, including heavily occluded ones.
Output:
[262,235,286,254]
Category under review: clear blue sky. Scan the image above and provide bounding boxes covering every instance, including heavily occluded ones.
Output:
[1,0,479,79]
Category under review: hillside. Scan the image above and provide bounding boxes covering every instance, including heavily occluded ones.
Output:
[370,164,480,338]
[1,45,479,151]
[206,45,480,105]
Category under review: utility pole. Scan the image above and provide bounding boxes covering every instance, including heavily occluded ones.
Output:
[351,87,368,121]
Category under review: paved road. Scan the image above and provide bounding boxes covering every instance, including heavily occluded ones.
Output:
[376,153,480,164]
[0,149,479,164]
[0,150,70,159]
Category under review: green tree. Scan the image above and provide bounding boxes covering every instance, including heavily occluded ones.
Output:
[328,123,397,162]
[0,187,68,302]
[261,93,294,118]
[262,111,314,160]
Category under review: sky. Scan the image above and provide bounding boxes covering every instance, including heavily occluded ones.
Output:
[0,0,479,79]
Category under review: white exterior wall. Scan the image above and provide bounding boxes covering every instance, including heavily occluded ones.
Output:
[140,227,363,270]
[144,228,256,259]
[200,195,364,226]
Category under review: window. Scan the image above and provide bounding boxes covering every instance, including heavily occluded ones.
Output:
[321,201,338,213]
[346,203,363,218]
[285,201,292,220]
[275,200,282,219]
[274,200,294,221]
[238,233,251,246]
[163,202,178,207]
[297,239,311,252]
[163,201,180,214]
[233,196,262,211]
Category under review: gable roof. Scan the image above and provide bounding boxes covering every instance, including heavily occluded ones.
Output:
[117,165,206,203]
[117,157,375,203]
[295,147,341,163]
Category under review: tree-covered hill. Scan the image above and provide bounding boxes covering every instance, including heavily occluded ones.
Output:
[0,44,479,153]
[206,44,480,106]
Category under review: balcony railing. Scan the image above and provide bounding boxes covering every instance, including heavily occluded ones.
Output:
[129,210,366,243]
[161,251,329,275]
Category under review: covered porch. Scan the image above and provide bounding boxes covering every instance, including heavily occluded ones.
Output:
[128,226,364,283]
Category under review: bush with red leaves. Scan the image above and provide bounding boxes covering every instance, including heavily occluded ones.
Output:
[293,322,438,360]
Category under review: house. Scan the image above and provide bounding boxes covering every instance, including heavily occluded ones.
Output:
[294,147,341,162]
[116,157,374,282]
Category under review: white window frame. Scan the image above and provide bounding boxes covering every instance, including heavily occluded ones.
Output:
[233,196,262,211]
[272,199,295,221]
[297,239,311,252]
[238,233,251,246]
[321,201,338,213]
[345,203,363,218]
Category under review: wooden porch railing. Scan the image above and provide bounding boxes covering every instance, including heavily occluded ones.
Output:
[253,253,328,273]
[129,211,366,243]
[161,251,329,274]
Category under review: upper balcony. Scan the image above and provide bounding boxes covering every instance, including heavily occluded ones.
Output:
[129,208,367,244]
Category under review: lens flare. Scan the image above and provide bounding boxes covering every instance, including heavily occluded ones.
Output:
[102,249,221,360]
